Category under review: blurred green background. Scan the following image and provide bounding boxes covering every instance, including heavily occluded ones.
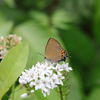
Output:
[0,0,100,100]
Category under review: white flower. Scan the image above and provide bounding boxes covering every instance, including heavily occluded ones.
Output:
[42,88,50,97]
[56,74,65,85]
[42,90,47,97]
[35,69,43,78]
[47,88,50,95]
[0,45,8,58]
[0,36,4,40]
[0,35,22,59]
[55,64,63,72]
[49,74,58,89]
[32,79,43,90]
[29,82,35,88]
[30,90,34,93]
[41,77,51,89]
[54,64,64,75]
[19,79,27,84]
[50,82,57,89]
[21,93,28,98]
[42,88,49,97]
[62,62,73,72]
[19,61,72,97]
[35,62,41,69]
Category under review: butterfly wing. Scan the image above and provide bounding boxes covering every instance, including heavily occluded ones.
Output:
[45,38,64,62]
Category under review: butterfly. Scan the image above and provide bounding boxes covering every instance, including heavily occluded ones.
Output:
[44,38,67,62]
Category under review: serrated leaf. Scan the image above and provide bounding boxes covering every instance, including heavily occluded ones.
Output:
[0,41,29,99]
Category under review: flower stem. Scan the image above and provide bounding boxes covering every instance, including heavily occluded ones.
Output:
[59,85,63,100]
[11,83,15,100]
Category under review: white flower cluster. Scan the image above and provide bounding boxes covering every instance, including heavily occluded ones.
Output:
[0,35,22,59]
[19,61,72,98]
[0,37,7,59]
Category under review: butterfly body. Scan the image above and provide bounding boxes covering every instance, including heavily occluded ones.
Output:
[45,38,67,63]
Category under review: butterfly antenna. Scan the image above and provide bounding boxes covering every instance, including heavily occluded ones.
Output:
[37,52,45,57]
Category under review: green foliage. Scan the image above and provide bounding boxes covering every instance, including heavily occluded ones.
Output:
[0,42,29,99]
[29,11,49,27]
[93,0,100,43]
[9,85,61,100]
[87,87,100,100]
[9,85,33,100]
[51,9,71,29]
[67,72,83,100]
[0,21,13,37]
[61,26,95,65]
[3,0,15,8]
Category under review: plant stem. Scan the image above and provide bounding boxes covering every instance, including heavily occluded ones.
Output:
[11,83,15,100]
[59,85,63,100]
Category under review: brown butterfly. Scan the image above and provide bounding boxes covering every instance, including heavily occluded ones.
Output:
[44,38,67,62]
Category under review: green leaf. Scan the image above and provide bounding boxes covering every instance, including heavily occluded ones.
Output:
[0,11,6,25]
[0,41,29,99]
[3,0,15,8]
[9,85,28,100]
[51,9,71,29]
[93,0,100,44]
[67,71,83,100]
[9,85,60,100]
[61,26,95,65]
[34,89,60,100]
[0,21,14,37]
[87,87,100,100]
[29,11,49,26]
[86,57,100,88]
